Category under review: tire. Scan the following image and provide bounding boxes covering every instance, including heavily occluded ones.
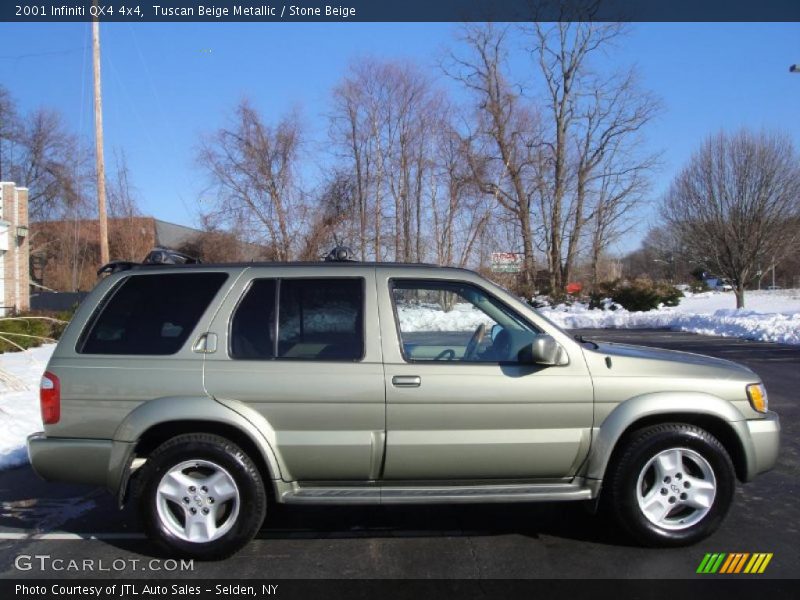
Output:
[605,423,735,547]
[138,433,266,560]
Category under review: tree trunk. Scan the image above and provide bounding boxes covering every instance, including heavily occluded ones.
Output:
[735,283,745,309]
[520,215,536,298]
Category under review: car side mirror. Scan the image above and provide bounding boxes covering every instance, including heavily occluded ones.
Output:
[490,324,503,342]
[526,335,569,366]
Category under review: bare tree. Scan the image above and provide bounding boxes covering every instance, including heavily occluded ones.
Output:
[331,75,373,259]
[330,59,443,262]
[448,24,543,295]
[431,120,492,267]
[529,22,660,294]
[199,100,305,261]
[586,135,656,288]
[10,109,88,222]
[107,152,150,262]
[664,129,800,308]
[0,85,20,181]
[179,214,267,263]
[299,170,358,260]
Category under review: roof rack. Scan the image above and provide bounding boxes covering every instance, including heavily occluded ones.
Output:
[323,245,356,262]
[143,247,202,266]
[97,247,202,276]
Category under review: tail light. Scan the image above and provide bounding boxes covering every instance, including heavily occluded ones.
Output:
[40,371,60,425]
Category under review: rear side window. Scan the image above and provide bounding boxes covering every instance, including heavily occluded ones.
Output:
[79,272,228,355]
[278,279,364,361]
[229,278,365,361]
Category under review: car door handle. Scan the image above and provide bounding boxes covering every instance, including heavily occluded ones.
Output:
[192,332,217,354]
[392,375,421,388]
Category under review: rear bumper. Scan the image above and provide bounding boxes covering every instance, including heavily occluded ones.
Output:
[27,433,133,492]
[743,411,781,480]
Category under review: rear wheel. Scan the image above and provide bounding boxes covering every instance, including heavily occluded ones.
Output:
[606,423,735,546]
[139,433,266,560]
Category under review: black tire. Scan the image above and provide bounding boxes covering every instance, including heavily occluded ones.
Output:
[605,423,735,547]
[138,433,266,560]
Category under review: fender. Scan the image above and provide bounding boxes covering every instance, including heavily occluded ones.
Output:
[110,395,286,501]
[585,391,753,482]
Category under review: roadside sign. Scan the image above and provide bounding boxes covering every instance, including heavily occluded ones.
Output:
[491,252,524,273]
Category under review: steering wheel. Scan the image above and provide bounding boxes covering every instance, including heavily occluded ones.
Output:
[434,348,456,361]
[463,323,487,360]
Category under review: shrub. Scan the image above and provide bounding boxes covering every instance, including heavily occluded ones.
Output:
[0,311,71,353]
[590,278,683,312]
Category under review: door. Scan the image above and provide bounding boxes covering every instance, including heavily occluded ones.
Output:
[203,267,385,482]
[378,272,594,481]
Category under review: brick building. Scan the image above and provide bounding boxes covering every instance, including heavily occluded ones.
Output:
[29,217,205,292]
[29,217,266,293]
[0,182,30,315]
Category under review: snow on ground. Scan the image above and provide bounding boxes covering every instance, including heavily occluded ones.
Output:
[397,289,800,345]
[0,344,54,470]
[538,289,800,345]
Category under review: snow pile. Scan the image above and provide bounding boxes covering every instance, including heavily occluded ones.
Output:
[539,289,800,345]
[0,344,54,469]
[397,302,495,332]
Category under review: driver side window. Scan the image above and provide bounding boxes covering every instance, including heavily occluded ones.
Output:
[390,279,540,363]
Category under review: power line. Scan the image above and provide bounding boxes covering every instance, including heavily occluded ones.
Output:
[0,48,83,61]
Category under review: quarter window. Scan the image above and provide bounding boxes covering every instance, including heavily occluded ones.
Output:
[79,272,228,355]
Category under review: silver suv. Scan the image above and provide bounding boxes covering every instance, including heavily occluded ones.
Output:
[28,259,780,559]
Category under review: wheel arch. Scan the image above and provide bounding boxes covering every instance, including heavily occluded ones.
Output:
[112,396,284,506]
[588,392,752,485]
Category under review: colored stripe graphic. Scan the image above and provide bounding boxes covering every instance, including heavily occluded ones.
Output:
[719,553,749,573]
[744,553,774,574]
[699,553,773,574]
[733,553,750,573]
[697,553,727,573]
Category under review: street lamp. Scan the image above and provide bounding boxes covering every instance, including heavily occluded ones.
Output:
[791,64,799,73]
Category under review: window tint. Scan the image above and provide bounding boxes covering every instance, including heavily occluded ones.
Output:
[391,280,540,363]
[278,279,364,361]
[230,279,276,360]
[80,272,227,355]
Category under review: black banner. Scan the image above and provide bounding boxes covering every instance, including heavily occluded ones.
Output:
[2,0,800,23]
[2,579,799,600]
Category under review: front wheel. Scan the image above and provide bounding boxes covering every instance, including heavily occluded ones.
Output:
[606,423,735,546]
[138,433,266,560]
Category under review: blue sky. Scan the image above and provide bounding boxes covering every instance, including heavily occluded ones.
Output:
[0,22,798,253]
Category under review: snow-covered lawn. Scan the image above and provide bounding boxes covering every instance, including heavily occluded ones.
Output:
[0,344,54,470]
[539,289,800,345]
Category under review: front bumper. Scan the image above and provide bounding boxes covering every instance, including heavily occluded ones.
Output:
[27,432,118,489]
[743,411,781,479]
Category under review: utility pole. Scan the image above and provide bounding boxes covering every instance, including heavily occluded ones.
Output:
[772,257,776,289]
[92,4,109,266]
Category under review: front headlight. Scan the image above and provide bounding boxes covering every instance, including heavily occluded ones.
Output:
[746,383,768,413]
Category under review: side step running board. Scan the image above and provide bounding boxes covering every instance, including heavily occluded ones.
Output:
[280,482,593,505]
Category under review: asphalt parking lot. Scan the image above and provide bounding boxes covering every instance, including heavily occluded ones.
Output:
[0,329,797,580]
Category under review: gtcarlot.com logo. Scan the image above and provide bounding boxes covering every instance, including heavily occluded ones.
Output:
[696,553,773,574]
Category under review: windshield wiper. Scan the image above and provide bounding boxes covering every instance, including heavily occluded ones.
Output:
[574,334,599,349]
